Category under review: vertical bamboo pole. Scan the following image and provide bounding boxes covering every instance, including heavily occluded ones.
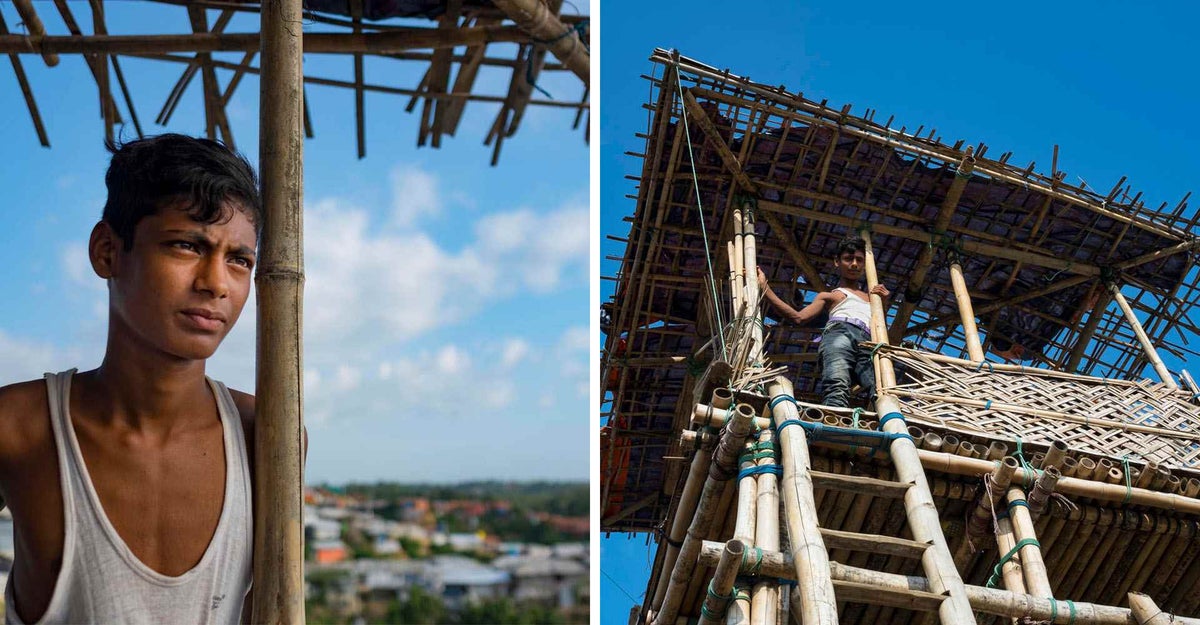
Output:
[733,208,746,317]
[751,428,778,625]
[698,541,746,625]
[1005,487,1053,598]
[652,388,726,610]
[861,230,976,625]
[742,206,763,365]
[956,457,1018,570]
[253,1,305,622]
[727,447,758,625]
[1109,283,1179,389]
[767,377,837,625]
[654,403,755,625]
[948,260,985,362]
[1064,286,1111,372]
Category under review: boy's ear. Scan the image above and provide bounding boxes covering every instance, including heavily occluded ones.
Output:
[89,221,121,279]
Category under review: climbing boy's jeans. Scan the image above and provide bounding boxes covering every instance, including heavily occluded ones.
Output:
[818,321,876,408]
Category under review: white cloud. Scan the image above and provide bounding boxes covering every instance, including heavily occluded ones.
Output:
[334,365,361,391]
[435,345,469,374]
[500,338,530,367]
[558,326,589,353]
[0,331,66,382]
[474,203,588,292]
[390,164,440,227]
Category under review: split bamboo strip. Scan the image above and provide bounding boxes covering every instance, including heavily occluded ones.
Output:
[697,540,745,625]
[948,260,985,361]
[11,0,58,66]
[652,389,728,610]
[728,242,741,315]
[695,541,1200,625]
[750,428,779,625]
[1110,284,1179,389]
[766,377,837,625]
[654,403,755,625]
[253,0,305,622]
[1115,517,1171,601]
[1127,592,1172,625]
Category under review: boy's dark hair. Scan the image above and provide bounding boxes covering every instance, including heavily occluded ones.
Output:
[835,236,865,258]
[102,134,262,251]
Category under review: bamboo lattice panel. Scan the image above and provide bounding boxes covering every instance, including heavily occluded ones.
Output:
[887,347,1200,471]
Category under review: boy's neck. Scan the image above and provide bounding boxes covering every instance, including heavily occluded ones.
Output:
[86,340,212,433]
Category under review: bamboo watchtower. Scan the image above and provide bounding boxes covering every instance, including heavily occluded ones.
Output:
[601,50,1200,625]
[1,2,588,623]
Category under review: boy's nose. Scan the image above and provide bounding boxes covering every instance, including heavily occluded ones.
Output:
[195,260,230,298]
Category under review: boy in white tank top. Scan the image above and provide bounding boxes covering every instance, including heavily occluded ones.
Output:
[758,237,892,407]
[0,135,286,624]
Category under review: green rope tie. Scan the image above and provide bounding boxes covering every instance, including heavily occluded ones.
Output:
[1047,597,1078,625]
[732,587,751,602]
[1012,435,1041,489]
[742,546,765,576]
[986,537,1041,588]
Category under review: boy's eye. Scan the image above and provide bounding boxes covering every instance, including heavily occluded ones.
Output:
[173,241,200,252]
[230,256,253,269]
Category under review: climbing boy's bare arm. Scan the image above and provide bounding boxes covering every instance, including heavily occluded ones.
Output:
[757,268,831,326]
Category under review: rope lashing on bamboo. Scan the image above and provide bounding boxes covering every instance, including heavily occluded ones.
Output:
[737,465,783,480]
[775,417,913,454]
[1047,597,1079,625]
[524,19,589,98]
[699,580,734,620]
[672,58,727,360]
[741,546,765,576]
[986,537,1041,588]
[1011,436,1043,489]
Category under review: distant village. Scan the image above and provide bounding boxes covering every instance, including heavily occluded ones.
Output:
[0,485,589,624]
[303,485,590,624]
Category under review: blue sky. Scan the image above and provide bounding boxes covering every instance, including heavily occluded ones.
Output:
[0,3,589,484]
[599,2,1200,623]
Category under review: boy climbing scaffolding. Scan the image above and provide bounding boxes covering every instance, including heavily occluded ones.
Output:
[757,236,891,408]
[0,135,299,624]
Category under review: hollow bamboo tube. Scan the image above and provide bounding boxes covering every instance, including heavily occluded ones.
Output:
[1027,466,1061,521]
[873,397,976,625]
[1117,517,1171,601]
[1006,487,1053,599]
[987,441,1009,461]
[253,1,306,621]
[697,540,745,625]
[732,443,758,544]
[922,432,943,451]
[1078,457,1097,479]
[751,428,779,625]
[1041,440,1068,471]
[1128,592,1173,625]
[1110,284,1179,389]
[654,403,755,625]
[732,208,745,316]
[1186,478,1200,497]
[957,457,1019,569]
[1060,456,1078,478]
[948,260,985,361]
[695,541,1200,625]
[653,395,724,610]
[916,450,1200,515]
[766,377,836,625]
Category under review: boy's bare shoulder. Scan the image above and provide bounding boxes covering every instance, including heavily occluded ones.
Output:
[227,388,256,436]
[0,379,52,463]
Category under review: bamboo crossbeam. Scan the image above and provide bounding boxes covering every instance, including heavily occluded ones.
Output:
[1110,284,1179,389]
[767,378,837,625]
[1127,593,1172,625]
[252,0,306,622]
[653,403,755,625]
[696,541,1200,625]
[889,149,975,343]
[490,0,588,83]
[0,26,529,55]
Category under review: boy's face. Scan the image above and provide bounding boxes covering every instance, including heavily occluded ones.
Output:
[833,249,866,282]
[97,201,257,362]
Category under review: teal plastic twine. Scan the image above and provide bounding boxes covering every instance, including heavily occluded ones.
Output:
[700,580,733,620]
[742,546,765,576]
[986,537,1040,588]
[672,58,726,361]
[1047,597,1078,625]
[1122,454,1134,504]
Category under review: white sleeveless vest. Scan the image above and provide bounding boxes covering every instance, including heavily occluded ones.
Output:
[829,287,873,327]
[5,370,253,625]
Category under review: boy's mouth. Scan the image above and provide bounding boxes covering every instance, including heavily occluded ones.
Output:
[180,308,227,332]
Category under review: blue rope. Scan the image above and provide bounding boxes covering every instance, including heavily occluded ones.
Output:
[774,417,912,454]
[525,20,589,99]
[738,465,784,480]
[879,411,905,429]
[769,394,797,411]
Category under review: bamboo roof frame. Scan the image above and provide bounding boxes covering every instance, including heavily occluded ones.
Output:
[601,49,1200,537]
[0,0,589,163]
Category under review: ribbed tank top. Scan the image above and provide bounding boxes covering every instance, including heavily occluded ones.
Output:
[828,287,873,327]
[5,370,253,625]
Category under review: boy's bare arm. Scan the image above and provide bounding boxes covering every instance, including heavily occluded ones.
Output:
[0,380,50,511]
[757,268,830,326]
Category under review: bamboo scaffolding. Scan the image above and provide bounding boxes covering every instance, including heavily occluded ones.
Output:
[948,260,985,361]
[1005,486,1053,599]
[750,428,779,625]
[1110,284,1179,389]
[889,148,975,343]
[653,403,755,625]
[1128,593,1172,625]
[697,540,745,625]
[252,0,305,622]
[12,0,58,66]
[652,388,728,611]
[489,0,588,83]
[695,541,1200,625]
[766,377,837,625]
